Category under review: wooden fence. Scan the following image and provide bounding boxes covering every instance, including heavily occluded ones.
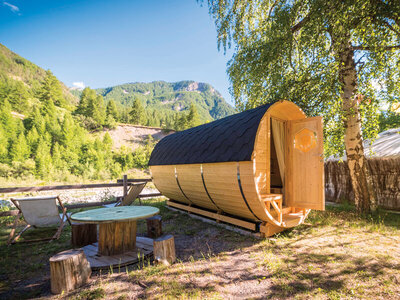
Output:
[0,175,163,217]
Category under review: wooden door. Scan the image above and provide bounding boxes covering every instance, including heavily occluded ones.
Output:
[285,117,324,210]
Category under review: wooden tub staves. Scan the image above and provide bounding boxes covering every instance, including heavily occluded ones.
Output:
[149,100,325,236]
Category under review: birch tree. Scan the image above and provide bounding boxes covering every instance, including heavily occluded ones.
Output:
[206,0,400,213]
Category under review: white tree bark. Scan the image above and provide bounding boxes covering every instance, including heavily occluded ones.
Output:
[338,40,377,213]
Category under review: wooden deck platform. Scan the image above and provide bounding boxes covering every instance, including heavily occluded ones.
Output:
[82,236,154,270]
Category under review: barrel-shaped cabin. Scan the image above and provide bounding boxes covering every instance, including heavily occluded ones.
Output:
[149,100,324,236]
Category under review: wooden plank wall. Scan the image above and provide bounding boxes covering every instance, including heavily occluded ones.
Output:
[175,164,218,211]
[150,165,190,204]
[203,162,256,220]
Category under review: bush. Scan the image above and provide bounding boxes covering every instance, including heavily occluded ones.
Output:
[0,163,13,178]
[11,159,35,177]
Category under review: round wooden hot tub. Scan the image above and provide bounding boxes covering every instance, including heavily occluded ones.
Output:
[149,100,324,236]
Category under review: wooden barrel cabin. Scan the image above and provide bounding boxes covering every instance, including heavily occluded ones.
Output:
[149,100,324,236]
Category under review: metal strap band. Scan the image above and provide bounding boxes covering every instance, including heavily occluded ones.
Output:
[237,163,261,221]
[200,164,222,211]
[174,167,193,204]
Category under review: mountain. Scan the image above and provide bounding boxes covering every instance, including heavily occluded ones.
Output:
[0,42,235,126]
[94,81,236,122]
[0,43,78,111]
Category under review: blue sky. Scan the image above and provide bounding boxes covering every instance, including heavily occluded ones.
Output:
[0,0,234,105]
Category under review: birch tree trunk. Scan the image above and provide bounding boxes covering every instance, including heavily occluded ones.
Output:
[338,40,377,213]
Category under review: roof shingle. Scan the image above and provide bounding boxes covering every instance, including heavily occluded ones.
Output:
[148,103,274,166]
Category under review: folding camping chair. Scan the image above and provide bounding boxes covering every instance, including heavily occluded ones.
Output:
[103,182,147,208]
[7,196,72,245]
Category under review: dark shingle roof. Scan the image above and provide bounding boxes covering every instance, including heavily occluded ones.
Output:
[148,103,274,166]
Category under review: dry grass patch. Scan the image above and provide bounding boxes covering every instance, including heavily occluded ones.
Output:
[0,198,399,299]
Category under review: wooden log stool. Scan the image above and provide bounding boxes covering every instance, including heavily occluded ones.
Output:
[71,223,97,248]
[50,249,91,294]
[153,234,176,266]
[146,215,162,238]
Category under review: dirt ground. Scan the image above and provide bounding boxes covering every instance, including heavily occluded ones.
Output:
[96,125,174,150]
[0,199,399,299]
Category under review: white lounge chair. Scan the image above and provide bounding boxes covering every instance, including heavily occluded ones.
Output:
[7,196,71,245]
[103,182,147,208]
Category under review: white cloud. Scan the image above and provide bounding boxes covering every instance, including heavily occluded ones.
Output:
[3,2,20,13]
[72,82,85,89]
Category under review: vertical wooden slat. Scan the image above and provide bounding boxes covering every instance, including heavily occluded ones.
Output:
[123,175,128,201]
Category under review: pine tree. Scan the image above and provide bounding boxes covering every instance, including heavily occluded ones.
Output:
[92,95,106,124]
[38,70,66,108]
[106,99,119,120]
[28,107,46,135]
[10,132,30,162]
[129,98,145,125]
[186,103,200,128]
[177,113,188,131]
[103,132,113,152]
[8,81,30,113]
[76,87,106,127]
[26,126,40,154]
[35,138,53,178]
[104,114,116,129]
[52,142,65,170]
[76,87,95,116]
[40,95,57,117]
[61,114,76,149]
[0,100,17,139]
[0,124,9,163]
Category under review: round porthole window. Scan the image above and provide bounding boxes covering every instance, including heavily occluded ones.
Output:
[294,128,317,153]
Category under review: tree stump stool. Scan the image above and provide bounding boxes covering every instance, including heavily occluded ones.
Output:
[71,223,97,247]
[153,234,176,266]
[50,249,91,294]
[146,215,162,238]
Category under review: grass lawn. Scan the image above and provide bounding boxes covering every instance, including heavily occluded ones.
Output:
[0,199,399,299]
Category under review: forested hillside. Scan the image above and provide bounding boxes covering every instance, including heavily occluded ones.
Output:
[0,43,77,111]
[97,81,234,123]
[0,44,154,181]
[71,81,235,129]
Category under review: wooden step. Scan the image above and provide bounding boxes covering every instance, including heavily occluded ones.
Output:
[261,194,282,202]
[269,207,292,218]
[282,213,303,227]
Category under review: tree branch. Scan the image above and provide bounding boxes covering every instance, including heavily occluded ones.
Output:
[382,20,400,36]
[291,14,311,33]
[268,0,278,19]
[353,45,400,51]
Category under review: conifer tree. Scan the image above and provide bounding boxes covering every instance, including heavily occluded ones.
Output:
[76,87,94,116]
[186,103,200,128]
[35,138,53,178]
[76,87,106,127]
[103,132,113,152]
[26,126,40,154]
[8,81,30,112]
[38,70,66,108]
[52,142,64,170]
[10,132,30,162]
[106,99,119,120]
[0,124,9,163]
[129,98,145,125]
